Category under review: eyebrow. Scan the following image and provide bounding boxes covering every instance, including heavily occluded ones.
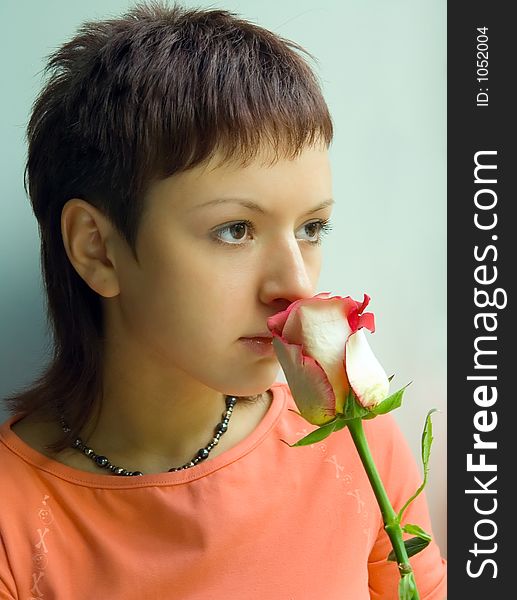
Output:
[189,197,335,216]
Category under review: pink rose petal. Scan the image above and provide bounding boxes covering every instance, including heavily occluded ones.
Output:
[345,329,389,408]
[271,337,338,425]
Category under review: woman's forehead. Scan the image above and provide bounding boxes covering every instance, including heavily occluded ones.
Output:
[160,145,330,197]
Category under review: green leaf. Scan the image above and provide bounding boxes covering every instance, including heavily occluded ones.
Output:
[388,373,395,382]
[402,524,432,542]
[370,383,411,416]
[397,409,438,522]
[422,408,438,469]
[398,573,417,600]
[281,417,348,447]
[405,536,431,558]
[387,536,431,562]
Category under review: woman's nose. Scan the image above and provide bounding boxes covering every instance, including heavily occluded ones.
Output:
[259,237,319,307]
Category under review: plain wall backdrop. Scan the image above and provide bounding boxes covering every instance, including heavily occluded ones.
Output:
[0,0,447,558]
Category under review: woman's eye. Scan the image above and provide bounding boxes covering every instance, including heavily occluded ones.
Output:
[212,218,333,247]
[213,220,253,245]
[300,219,333,244]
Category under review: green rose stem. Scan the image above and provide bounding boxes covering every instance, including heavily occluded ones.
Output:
[346,417,419,599]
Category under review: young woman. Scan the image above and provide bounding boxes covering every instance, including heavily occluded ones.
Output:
[0,2,446,598]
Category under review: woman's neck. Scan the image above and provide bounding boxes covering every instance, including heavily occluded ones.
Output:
[11,389,273,475]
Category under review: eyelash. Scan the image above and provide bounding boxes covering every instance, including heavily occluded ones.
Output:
[212,218,333,248]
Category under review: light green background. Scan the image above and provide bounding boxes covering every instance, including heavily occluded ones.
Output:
[0,0,446,557]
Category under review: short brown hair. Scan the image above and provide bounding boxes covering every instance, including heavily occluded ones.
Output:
[5,0,333,450]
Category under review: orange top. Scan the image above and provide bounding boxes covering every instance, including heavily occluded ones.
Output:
[0,382,446,599]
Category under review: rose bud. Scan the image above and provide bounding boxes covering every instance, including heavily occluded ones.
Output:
[267,293,389,425]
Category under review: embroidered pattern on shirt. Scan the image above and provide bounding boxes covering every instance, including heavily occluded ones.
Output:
[28,495,53,600]
[295,426,372,545]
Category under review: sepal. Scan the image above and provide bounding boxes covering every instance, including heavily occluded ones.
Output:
[368,383,411,416]
[340,390,370,420]
[281,416,348,447]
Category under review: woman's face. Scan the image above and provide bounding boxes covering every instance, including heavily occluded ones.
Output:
[106,143,334,397]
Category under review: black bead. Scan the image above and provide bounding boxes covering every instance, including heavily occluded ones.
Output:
[215,422,228,435]
[130,471,144,476]
[195,448,210,461]
[94,455,109,467]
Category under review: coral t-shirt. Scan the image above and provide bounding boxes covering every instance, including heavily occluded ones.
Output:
[0,382,446,599]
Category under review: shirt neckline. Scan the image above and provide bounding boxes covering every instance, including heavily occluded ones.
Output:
[0,382,287,489]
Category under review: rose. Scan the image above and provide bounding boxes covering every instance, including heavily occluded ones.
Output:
[267,291,437,600]
[266,292,390,426]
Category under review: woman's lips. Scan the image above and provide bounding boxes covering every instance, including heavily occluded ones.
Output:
[239,336,275,355]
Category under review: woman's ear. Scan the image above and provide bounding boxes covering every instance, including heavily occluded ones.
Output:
[61,199,121,298]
